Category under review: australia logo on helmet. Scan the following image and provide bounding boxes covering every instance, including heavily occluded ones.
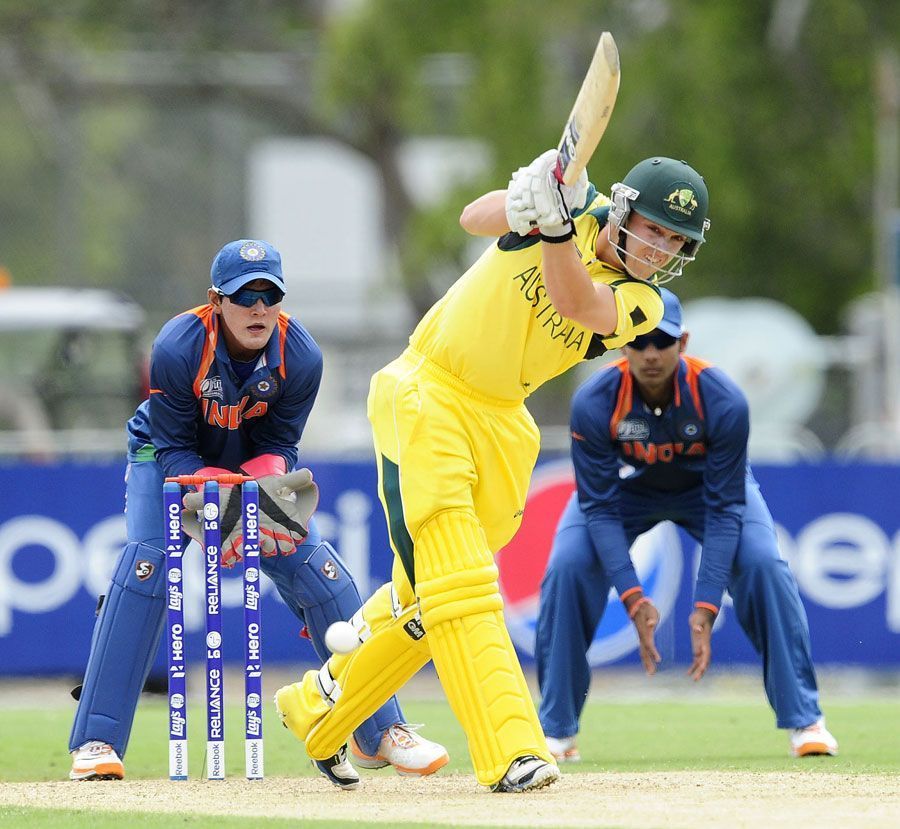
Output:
[239,241,267,262]
[663,184,699,221]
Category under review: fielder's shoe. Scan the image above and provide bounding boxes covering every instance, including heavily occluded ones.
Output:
[546,735,581,763]
[790,718,839,757]
[491,755,560,793]
[312,744,361,790]
[350,723,449,776]
[69,741,124,781]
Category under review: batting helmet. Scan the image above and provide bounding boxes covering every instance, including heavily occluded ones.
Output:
[608,157,711,282]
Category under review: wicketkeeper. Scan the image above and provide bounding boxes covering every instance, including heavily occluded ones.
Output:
[68,239,448,784]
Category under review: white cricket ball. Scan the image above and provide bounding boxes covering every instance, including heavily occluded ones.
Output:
[324,621,359,654]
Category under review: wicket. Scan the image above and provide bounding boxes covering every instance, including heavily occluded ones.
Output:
[163,474,263,781]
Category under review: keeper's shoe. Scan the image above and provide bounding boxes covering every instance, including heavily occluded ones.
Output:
[491,755,560,793]
[350,723,449,777]
[546,735,581,763]
[312,744,361,790]
[69,741,124,781]
[790,718,838,757]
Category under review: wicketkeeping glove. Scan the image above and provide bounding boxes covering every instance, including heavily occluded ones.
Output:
[181,485,245,568]
[254,468,319,557]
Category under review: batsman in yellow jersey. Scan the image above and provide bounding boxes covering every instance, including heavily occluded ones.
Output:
[276,150,711,792]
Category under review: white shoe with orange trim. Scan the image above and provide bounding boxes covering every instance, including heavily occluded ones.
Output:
[350,723,449,776]
[69,741,125,781]
[546,735,581,763]
[790,718,838,757]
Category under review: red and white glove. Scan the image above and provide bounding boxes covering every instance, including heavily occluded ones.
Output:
[240,455,318,557]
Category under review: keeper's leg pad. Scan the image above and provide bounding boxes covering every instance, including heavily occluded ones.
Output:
[415,510,551,786]
[277,583,431,760]
[69,542,167,757]
[280,542,405,755]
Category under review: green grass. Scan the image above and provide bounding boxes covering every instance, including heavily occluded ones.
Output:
[3,695,896,782]
[1,694,898,828]
[0,810,453,829]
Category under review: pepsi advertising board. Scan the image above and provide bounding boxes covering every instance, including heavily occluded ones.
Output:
[1,459,898,674]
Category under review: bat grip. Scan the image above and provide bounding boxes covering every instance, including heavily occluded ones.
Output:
[553,156,565,183]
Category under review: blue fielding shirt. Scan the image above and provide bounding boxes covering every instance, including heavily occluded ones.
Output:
[570,355,750,610]
[127,303,322,476]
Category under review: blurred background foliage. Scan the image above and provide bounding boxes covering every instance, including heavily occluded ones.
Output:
[0,0,898,332]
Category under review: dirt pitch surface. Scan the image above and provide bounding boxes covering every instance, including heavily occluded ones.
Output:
[1,772,896,828]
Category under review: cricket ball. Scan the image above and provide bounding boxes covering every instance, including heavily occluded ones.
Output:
[324,621,360,654]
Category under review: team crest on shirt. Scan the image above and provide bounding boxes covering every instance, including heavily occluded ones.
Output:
[679,419,703,439]
[200,376,224,400]
[616,418,651,441]
[253,376,279,400]
[239,241,267,261]
[663,184,699,221]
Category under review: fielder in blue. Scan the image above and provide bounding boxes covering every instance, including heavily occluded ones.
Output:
[69,239,448,784]
[535,289,838,762]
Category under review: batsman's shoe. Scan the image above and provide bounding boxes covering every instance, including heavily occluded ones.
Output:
[312,744,361,790]
[790,718,838,757]
[69,741,124,781]
[546,735,581,763]
[491,755,560,793]
[350,723,449,776]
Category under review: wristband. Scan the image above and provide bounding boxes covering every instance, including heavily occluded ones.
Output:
[628,596,652,619]
[694,601,719,617]
[240,453,287,479]
[539,226,575,243]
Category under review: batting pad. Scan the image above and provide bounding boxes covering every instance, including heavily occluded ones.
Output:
[279,587,431,760]
[415,510,552,786]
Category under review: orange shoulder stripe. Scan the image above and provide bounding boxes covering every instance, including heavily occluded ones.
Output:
[682,355,712,421]
[188,305,218,398]
[276,312,290,380]
[608,360,632,439]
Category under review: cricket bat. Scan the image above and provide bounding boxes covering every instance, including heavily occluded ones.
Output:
[554,31,621,186]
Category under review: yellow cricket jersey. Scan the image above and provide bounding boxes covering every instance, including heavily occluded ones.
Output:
[408,189,664,402]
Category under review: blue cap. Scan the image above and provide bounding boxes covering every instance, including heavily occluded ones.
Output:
[210,239,286,295]
[656,288,684,337]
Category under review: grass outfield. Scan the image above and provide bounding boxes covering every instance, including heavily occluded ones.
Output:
[1,685,898,827]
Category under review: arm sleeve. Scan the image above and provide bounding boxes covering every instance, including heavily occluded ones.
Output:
[148,335,206,478]
[599,280,664,351]
[693,371,750,609]
[246,342,323,471]
[570,382,641,597]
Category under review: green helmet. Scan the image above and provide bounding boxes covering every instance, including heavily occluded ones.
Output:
[608,157,711,281]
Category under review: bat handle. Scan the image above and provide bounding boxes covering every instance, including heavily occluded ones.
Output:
[553,156,566,184]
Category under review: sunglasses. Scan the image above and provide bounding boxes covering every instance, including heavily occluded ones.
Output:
[628,330,679,351]
[221,286,284,308]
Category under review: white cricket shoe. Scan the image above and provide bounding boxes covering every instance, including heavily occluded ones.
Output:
[790,718,839,757]
[491,755,560,793]
[69,741,124,781]
[546,735,581,763]
[312,744,361,790]
[350,723,449,776]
